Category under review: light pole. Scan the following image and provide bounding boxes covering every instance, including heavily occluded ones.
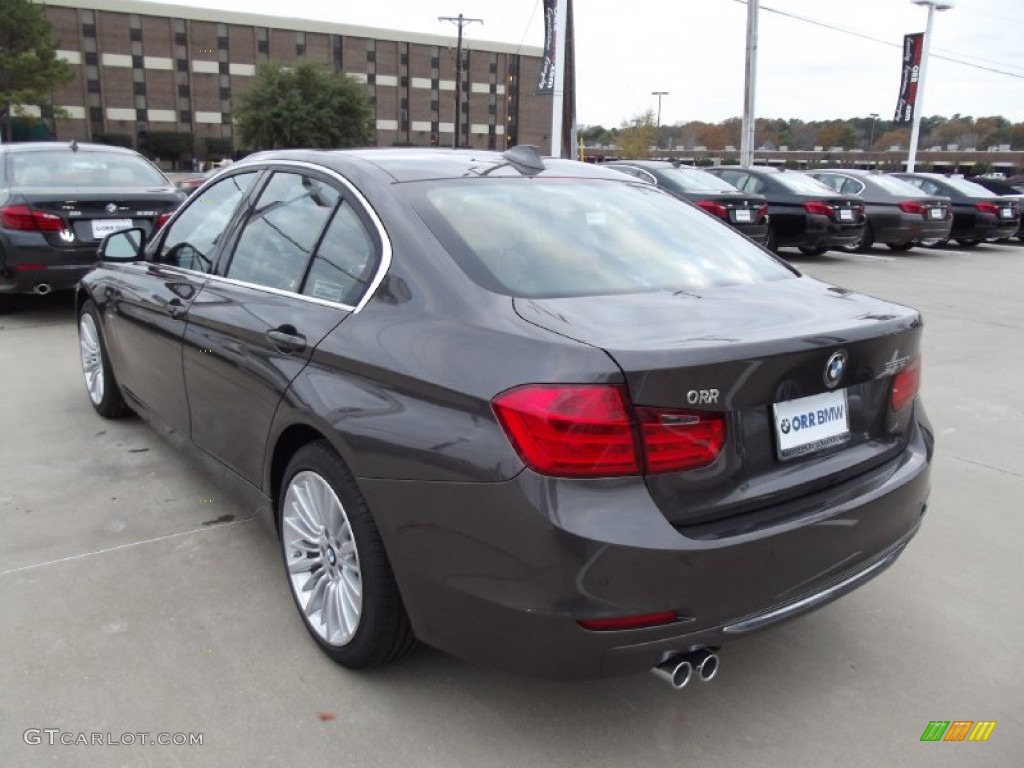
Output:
[651,91,668,151]
[868,113,879,150]
[740,0,760,167]
[906,0,954,172]
[439,13,483,149]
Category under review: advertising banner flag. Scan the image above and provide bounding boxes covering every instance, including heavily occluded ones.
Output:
[537,0,557,94]
[894,32,924,124]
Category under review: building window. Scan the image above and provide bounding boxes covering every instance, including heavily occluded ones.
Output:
[87,80,101,94]
[176,59,188,72]
[488,104,496,115]
[217,37,229,50]
[296,44,305,56]
[89,106,102,122]
[400,53,408,66]
[135,95,146,110]
[132,55,143,68]
[366,50,376,63]
[219,87,231,100]
[85,52,98,66]
[430,99,439,111]
[179,110,192,123]
[133,82,146,95]
[136,109,147,121]
[257,40,268,54]
[367,73,376,86]
[400,97,408,109]
[82,24,96,38]
[175,32,187,46]
[130,28,142,42]
[219,62,229,75]
[431,56,439,67]
[178,84,190,97]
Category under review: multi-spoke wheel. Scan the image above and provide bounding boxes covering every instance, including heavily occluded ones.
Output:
[278,441,415,668]
[78,300,129,418]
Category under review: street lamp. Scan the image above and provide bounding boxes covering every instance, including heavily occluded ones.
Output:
[868,113,879,150]
[906,0,954,172]
[651,91,668,153]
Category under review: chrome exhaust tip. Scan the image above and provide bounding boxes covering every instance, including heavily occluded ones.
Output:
[688,649,720,682]
[33,283,52,296]
[651,657,693,690]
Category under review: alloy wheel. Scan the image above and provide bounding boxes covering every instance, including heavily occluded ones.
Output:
[79,313,105,406]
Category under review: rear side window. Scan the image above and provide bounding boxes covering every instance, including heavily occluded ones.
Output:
[302,202,378,306]
[226,172,340,292]
[8,150,169,187]
[407,178,794,299]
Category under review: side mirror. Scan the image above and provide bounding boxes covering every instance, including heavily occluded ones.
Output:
[99,227,146,262]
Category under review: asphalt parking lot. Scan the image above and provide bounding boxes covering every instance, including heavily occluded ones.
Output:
[2,242,1022,767]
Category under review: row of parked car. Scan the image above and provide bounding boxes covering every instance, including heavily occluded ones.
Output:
[603,160,1024,255]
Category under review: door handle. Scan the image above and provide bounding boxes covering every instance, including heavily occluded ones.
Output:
[167,298,186,319]
[266,326,307,353]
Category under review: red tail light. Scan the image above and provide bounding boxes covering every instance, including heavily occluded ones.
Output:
[696,200,729,218]
[155,211,174,230]
[975,201,999,215]
[1,205,64,232]
[891,358,921,412]
[492,385,726,478]
[803,201,833,217]
[898,201,927,216]
[757,204,769,220]
[577,611,678,631]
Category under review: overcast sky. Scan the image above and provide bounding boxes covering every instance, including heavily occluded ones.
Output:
[150,0,1024,126]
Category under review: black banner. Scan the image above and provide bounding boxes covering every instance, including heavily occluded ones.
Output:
[893,32,924,124]
[536,0,557,94]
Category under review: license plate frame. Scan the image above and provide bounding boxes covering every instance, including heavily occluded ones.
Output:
[928,207,944,220]
[999,208,1014,219]
[773,389,850,460]
[91,218,134,240]
[734,209,752,223]
[839,208,854,221]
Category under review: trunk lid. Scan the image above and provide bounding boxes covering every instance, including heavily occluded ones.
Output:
[514,276,922,527]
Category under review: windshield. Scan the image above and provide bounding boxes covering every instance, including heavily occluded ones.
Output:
[940,177,1001,196]
[8,150,170,188]
[869,174,931,196]
[659,167,742,194]
[405,178,794,299]
[773,173,837,195]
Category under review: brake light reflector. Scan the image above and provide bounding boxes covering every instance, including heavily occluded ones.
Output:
[975,201,999,215]
[492,385,639,476]
[898,201,926,216]
[492,385,726,477]
[757,204,769,221]
[891,358,921,412]
[155,211,174,230]
[696,200,729,218]
[803,201,833,217]
[636,408,726,473]
[577,611,678,631]
[1,205,64,232]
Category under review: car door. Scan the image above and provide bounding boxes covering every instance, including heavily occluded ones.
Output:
[101,171,259,435]
[183,167,379,485]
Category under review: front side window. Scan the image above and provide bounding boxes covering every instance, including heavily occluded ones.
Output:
[156,172,257,272]
[226,172,340,293]
[407,178,794,299]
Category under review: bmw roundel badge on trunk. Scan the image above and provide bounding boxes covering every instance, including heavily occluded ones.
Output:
[824,350,848,388]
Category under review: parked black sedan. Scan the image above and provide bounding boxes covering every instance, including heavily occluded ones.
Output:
[967,176,1024,241]
[893,172,1020,247]
[78,148,932,684]
[704,166,865,254]
[603,160,769,244]
[807,169,952,252]
[0,141,183,299]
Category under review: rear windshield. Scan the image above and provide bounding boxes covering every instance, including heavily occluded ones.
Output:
[7,150,169,188]
[660,168,742,194]
[773,173,836,195]
[405,178,794,299]
[939,177,999,196]
[869,174,931,195]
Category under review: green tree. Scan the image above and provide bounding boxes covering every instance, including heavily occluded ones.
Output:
[235,61,373,149]
[0,0,73,141]
[616,109,658,159]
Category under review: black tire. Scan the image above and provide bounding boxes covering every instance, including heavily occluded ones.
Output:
[78,299,130,418]
[853,222,875,253]
[798,245,828,255]
[956,238,980,248]
[887,242,915,252]
[278,440,415,669]
[765,225,779,253]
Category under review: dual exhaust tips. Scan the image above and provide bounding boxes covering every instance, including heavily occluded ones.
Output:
[651,649,719,689]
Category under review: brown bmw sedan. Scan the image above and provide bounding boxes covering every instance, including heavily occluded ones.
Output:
[77,147,933,687]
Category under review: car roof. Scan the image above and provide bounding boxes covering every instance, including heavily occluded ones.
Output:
[604,160,677,170]
[232,147,629,184]
[711,165,782,174]
[811,168,876,176]
[0,141,143,156]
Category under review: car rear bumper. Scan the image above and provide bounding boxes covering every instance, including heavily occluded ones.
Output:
[360,407,933,679]
[874,213,952,245]
[0,232,98,293]
[733,222,769,245]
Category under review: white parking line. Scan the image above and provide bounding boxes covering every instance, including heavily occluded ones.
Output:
[0,515,256,578]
